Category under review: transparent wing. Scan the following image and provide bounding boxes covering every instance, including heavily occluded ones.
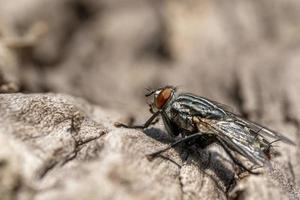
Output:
[228,114,295,145]
[215,121,271,166]
[194,117,271,167]
[205,96,294,145]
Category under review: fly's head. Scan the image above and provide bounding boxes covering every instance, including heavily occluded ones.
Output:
[146,86,176,113]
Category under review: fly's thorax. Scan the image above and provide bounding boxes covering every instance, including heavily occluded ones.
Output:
[165,101,198,132]
[160,95,196,136]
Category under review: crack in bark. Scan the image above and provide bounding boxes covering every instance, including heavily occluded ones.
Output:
[61,133,105,166]
[37,132,105,179]
[36,110,107,179]
[37,159,60,179]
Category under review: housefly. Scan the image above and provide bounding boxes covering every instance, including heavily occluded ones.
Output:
[115,86,294,173]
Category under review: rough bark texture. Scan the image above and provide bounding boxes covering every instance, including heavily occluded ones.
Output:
[0,0,300,200]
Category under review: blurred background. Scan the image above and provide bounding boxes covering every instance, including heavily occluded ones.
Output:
[1,1,300,199]
[1,0,300,121]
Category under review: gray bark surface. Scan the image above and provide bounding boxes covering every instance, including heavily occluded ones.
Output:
[0,0,300,199]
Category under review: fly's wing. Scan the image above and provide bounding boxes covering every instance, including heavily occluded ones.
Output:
[228,114,295,145]
[191,94,295,145]
[194,117,271,167]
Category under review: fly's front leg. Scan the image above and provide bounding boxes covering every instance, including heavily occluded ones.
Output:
[146,133,201,160]
[115,111,160,129]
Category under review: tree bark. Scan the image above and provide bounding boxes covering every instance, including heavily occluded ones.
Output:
[0,0,300,199]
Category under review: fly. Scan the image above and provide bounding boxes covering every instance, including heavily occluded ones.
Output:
[115,86,294,173]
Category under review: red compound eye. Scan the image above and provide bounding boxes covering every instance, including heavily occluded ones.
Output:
[155,88,172,109]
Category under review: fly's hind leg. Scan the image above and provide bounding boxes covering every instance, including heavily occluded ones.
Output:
[146,133,201,160]
[147,133,217,162]
[217,139,260,175]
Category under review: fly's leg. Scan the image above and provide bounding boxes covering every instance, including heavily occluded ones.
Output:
[115,111,160,129]
[146,133,201,160]
[217,139,260,175]
[150,118,160,125]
